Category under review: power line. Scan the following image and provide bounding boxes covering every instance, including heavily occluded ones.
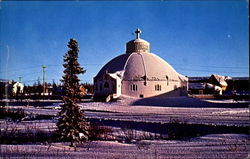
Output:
[171,63,248,69]
[0,63,103,74]
[2,72,41,77]
[179,70,248,76]
[3,69,247,78]
[0,65,41,74]
[1,63,247,74]
[176,68,248,74]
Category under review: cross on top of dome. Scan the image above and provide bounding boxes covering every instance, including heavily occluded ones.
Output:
[135,28,141,39]
[126,28,150,54]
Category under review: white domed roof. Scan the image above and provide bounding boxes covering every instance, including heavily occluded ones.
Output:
[123,53,179,81]
[95,52,180,81]
[95,28,182,82]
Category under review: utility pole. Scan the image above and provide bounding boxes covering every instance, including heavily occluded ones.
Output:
[17,76,22,99]
[18,76,22,83]
[42,65,46,97]
[37,77,40,85]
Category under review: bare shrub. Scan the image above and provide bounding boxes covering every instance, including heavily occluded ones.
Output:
[135,140,151,150]
[0,125,58,144]
[122,128,136,143]
[0,107,26,121]
[167,117,199,140]
[88,124,113,140]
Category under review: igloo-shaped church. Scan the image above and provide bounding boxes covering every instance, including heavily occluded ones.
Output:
[94,29,188,101]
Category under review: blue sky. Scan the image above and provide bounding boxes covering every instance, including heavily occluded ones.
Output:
[0,1,249,85]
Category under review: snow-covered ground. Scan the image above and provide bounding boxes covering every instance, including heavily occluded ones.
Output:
[0,134,249,159]
[2,97,249,127]
[79,102,249,126]
[3,101,249,127]
[1,97,249,158]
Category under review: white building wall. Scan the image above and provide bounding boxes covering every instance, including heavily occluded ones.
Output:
[94,75,122,99]
[122,80,186,98]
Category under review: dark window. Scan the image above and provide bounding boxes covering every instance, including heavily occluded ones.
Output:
[140,94,144,98]
[130,84,137,91]
[166,76,169,86]
[155,84,161,91]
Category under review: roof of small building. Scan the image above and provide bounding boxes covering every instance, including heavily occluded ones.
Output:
[188,83,206,89]
[210,74,228,87]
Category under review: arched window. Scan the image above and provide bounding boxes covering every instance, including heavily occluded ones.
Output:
[104,82,109,88]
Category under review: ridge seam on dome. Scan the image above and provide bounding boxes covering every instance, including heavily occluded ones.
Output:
[138,53,147,82]
[122,53,134,80]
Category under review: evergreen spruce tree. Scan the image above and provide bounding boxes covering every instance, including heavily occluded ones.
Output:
[57,38,89,147]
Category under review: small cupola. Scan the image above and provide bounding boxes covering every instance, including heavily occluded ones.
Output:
[126,28,150,54]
